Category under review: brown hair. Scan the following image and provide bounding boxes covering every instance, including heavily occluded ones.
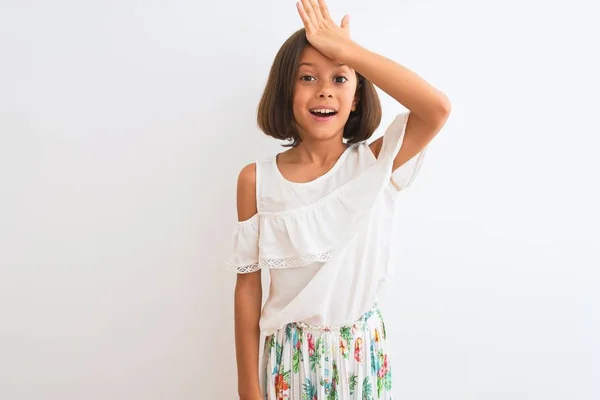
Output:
[257,28,382,147]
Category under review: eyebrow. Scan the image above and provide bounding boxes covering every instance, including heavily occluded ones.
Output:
[298,62,347,67]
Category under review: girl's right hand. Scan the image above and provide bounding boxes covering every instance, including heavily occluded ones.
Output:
[296,0,352,61]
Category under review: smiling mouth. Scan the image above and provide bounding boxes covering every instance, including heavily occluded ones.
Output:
[309,109,338,117]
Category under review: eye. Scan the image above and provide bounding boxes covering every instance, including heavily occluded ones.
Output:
[334,76,348,83]
[300,75,316,82]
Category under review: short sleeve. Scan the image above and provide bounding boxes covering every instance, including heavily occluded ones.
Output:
[225,214,260,274]
[378,110,427,191]
[390,146,427,191]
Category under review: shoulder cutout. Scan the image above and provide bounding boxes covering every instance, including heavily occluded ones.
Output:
[369,137,383,159]
[236,163,257,222]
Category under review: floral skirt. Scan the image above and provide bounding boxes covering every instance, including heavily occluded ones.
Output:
[260,304,393,400]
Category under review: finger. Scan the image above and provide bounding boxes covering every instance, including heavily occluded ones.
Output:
[296,1,312,28]
[317,0,333,22]
[310,0,325,22]
[341,14,350,29]
[300,0,317,25]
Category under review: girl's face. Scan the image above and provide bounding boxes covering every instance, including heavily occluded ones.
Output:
[292,45,359,142]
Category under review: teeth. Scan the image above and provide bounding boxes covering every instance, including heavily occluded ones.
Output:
[311,108,336,114]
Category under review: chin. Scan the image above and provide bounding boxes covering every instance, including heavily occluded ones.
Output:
[299,125,344,142]
[296,117,347,141]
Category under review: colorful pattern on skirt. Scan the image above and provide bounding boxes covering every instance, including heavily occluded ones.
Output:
[261,304,393,400]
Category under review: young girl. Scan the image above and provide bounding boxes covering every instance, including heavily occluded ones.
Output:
[227,1,450,399]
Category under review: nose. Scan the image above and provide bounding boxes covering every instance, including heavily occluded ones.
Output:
[317,82,334,98]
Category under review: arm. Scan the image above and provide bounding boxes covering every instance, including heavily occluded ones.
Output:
[339,42,451,169]
[296,0,451,170]
[234,163,263,400]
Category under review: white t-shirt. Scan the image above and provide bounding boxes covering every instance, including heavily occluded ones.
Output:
[226,111,426,336]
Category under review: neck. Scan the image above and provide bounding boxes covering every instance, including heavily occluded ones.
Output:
[292,135,349,165]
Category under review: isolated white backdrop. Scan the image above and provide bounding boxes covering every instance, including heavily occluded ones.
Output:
[1,0,598,399]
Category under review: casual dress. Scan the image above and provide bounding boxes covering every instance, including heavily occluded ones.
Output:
[226,110,427,399]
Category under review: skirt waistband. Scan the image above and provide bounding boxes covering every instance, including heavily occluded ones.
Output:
[285,303,382,333]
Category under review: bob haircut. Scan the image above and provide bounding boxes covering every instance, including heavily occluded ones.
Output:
[257,28,382,147]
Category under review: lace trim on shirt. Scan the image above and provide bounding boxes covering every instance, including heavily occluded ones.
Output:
[229,249,334,274]
[235,263,260,274]
[262,249,333,269]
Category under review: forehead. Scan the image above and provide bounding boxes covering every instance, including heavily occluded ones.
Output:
[298,46,350,70]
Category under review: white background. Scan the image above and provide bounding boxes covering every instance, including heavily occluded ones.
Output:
[1,0,598,399]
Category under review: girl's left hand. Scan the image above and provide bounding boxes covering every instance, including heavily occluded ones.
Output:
[296,0,352,60]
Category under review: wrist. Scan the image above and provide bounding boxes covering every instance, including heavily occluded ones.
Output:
[336,39,365,65]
